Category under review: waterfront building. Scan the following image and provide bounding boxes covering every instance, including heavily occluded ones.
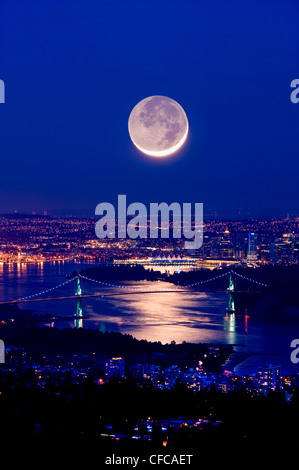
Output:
[164,365,180,389]
[257,364,281,393]
[105,357,125,380]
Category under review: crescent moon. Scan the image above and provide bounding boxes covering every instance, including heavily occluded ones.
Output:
[128,95,189,158]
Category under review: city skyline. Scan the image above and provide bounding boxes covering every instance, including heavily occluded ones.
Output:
[0,212,298,266]
[1,206,299,220]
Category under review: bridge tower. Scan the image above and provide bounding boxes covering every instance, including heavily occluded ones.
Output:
[74,276,83,328]
[226,273,235,314]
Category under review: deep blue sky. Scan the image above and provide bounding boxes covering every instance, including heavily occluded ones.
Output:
[0,0,298,218]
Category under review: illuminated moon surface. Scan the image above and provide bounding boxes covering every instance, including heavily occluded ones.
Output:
[128,95,188,157]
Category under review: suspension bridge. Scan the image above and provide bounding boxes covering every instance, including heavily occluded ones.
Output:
[0,270,269,324]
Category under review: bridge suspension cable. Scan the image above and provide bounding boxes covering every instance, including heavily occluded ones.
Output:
[70,270,268,292]
[230,270,269,288]
[184,271,230,288]
[15,276,77,302]
[80,271,233,290]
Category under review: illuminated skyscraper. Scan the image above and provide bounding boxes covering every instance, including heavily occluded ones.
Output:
[219,229,234,259]
[257,364,281,393]
[248,232,258,262]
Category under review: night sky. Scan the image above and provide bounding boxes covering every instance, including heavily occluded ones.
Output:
[0,0,298,218]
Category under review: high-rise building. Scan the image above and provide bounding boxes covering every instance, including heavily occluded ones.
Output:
[233,233,246,259]
[181,368,202,390]
[248,232,258,262]
[219,230,234,259]
[273,237,293,264]
[210,238,220,259]
[294,239,299,262]
[164,365,180,389]
[259,235,271,262]
[105,357,125,380]
[257,364,281,393]
[269,242,278,264]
